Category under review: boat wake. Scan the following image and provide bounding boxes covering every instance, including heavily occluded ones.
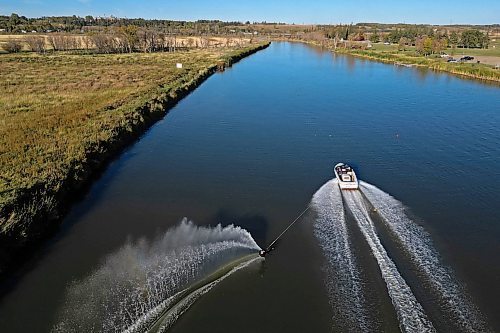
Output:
[52,219,261,333]
[312,179,487,333]
[359,181,486,332]
[311,180,370,332]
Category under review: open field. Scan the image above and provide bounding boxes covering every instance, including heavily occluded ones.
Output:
[339,48,500,81]
[318,40,500,81]
[0,42,269,269]
[368,40,500,66]
[370,39,500,55]
[295,37,500,81]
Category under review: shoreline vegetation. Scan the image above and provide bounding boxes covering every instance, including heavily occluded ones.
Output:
[1,14,498,83]
[291,39,500,83]
[0,13,498,278]
[0,41,269,277]
[335,47,500,83]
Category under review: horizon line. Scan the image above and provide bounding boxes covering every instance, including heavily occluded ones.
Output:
[3,12,499,27]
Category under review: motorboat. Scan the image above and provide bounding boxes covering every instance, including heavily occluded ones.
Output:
[334,163,359,190]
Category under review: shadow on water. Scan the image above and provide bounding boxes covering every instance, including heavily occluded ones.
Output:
[209,210,270,249]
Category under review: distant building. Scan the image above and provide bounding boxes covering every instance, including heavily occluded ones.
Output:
[0,28,5,32]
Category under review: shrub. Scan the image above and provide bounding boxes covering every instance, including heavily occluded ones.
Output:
[25,36,46,53]
[4,40,22,53]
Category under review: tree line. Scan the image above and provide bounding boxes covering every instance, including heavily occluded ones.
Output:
[376,28,489,49]
[3,26,247,54]
[0,13,245,35]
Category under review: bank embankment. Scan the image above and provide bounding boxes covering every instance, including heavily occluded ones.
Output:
[0,42,270,277]
[336,48,500,83]
[291,39,500,83]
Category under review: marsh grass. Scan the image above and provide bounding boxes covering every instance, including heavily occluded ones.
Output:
[0,43,269,241]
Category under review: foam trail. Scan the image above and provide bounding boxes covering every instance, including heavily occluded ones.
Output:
[360,181,487,332]
[311,179,370,332]
[52,219,260,333]
[343,190,436,333]
[155,256,261,333]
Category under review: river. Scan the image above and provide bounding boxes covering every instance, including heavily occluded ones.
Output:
[0,42,499,332]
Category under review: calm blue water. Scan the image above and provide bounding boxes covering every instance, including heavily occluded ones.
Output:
[0,42,499,332]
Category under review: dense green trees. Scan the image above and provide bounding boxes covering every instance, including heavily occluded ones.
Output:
[0,13,244,34]
[0,13,493,52]
[460,29,489,48]
[369,31,380,43]
[375,27,489,50]
[449,31,460,47]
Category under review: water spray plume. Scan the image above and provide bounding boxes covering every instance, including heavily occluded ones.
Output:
[52,219,261,333]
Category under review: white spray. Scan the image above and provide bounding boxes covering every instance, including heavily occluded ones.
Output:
[342,189,436,333]
[52,219,261,333]
[360,181,487,332]
[311,179,371,332]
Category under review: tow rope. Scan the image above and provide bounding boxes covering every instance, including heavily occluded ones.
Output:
[259,205,311,257]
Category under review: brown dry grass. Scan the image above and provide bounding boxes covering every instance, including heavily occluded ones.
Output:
[0,44,261,212]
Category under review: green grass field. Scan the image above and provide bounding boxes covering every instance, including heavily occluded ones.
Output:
[369,40,500,58]
[337,41,500,80]
[0,43,268,236]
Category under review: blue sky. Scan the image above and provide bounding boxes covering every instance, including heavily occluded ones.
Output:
[1,0,498,24]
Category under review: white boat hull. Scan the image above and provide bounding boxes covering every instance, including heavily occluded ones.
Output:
[334,163,359,190]
[337,181,359,190]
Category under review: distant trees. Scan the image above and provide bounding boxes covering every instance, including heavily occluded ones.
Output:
[84,27,184,53]
[388,30,401,44]
[48,34,79,51]
[4,40,22,53]
[433,37,447,54]
[324,24,351,41]
[415,35,448,55]
[117,25,138,53]
[369,31,380,43]
[460,29,489,48]
[398,37,409,51]
[88,33,114,53]
[2,27,243,55]
[351,29,365,41]
[416,36,434,56]
[0,13,245,34]
[6,13,22,32]
[25,36,46,53]
[449,31,459,48]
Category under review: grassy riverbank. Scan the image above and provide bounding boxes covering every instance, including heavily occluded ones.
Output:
[335,48,500,83]
[295,39,500,83]
[0,42,269,273]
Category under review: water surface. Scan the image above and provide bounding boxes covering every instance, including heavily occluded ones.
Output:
[0,42,499,332]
